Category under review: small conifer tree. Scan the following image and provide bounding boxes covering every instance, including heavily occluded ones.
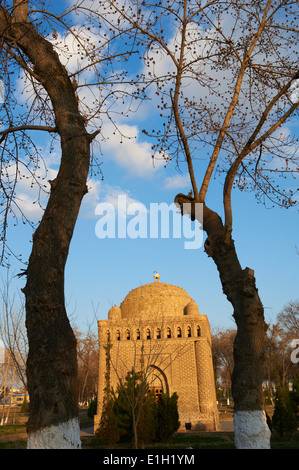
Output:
[87,398,97,418]
[21,397,29,414]
[95,333,119,446]
[95,398,119,446]
[155,392,180,441]
[112,370,156,448]
[272,385,298,437]
[289,377,299,422]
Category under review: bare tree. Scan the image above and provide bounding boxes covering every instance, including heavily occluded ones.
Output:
[0,1,135,448]
[0,274,25,426]
[97,314,191,449]
[75,327,99,405]
[277,301,299,338]
[106,0,299,448]
[0,274,28,390]
[276,300,299,383]
[1,0,298,449]
[0,349,15,425]
[264,323,282,403]
[212,329,236,403]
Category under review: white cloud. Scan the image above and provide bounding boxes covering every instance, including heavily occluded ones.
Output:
[15,191,46,220]
[80,181,147,220]
[50,24,104,79]
[2,160,57,222]
[164,173,190,190]
[98,122,165,177]
[101,185,142,210]
[78,178,102,218]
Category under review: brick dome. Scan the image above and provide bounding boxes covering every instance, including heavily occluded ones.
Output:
[108,305,122,320]
[119,282,198,319]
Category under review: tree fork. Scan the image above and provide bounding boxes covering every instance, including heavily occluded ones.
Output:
[175,192,271,448]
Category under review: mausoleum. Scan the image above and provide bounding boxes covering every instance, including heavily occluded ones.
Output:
[94,274,219,431]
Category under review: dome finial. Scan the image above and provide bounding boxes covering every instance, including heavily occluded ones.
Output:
[153,270,160,283]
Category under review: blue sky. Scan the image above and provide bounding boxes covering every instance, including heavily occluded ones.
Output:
[4,146,298,334]
[68,171,298,333]
[1,1,299,338]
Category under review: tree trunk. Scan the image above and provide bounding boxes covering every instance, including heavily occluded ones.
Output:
[175,194,271,448]
[0,8,91,448]
[133,414,138,449]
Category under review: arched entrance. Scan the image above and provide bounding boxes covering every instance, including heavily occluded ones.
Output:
[147,365,169,399]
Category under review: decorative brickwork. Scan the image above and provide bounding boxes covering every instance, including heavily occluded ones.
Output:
[94,280,219,432]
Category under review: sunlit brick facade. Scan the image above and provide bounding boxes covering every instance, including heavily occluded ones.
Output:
[94,278,219,431]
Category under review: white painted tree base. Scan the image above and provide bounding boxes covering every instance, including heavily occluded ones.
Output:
[27,418,81,449]
[234,410,271,449]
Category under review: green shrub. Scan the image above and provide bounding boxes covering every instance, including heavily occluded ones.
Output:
[87,398,97,418]
[97,369,181,448]
[95,398,120,446]
[272,386,298,437]
[20,398,29,413]
[112,370,156,446]
[154,392,180,442]
[289,377,299,422]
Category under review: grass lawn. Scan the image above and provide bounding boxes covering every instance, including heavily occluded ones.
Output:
[81,432,235,449]
[0,406,298,449]
[81,431,299,450]
[1,431,299,449]
[0,424,27,449]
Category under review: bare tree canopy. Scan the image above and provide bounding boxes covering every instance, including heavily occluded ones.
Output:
[0,0,137,448]
[102,0,299,449]
[0,0,138,266]
[0,0,298,449]
[103,0,299,211]
[277,300,299,337]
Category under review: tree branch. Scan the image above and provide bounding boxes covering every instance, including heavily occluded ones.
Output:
[12,0,28,23]
[0,125,56,144]
[170,0,199,199]
[223,70,299,228]
[198,0,272,203]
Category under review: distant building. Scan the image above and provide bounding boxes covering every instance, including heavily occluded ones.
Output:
[94,276,219,431]
[10,392,27,406]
